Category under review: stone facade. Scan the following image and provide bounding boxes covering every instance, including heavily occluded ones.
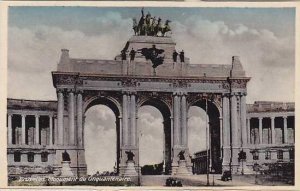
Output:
[246,102,295,166]
[7,34,294,178]
[193,101,295,174]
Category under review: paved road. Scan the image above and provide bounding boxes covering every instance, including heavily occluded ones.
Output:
[140,174,291,186]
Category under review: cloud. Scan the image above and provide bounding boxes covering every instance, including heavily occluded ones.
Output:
[8,12,294,103]
[188,107,208,154]
[138,106,164,166]
[8,12,132,100]
[84,106,117,174]
[171,15,294,102]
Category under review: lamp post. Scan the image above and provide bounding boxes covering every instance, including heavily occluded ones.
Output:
[212,168,215,186]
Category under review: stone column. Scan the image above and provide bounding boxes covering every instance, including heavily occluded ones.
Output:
[54,117,57,145]
[57,90,64,145]
[240,94,247,147]
[122,93,128,146]
[173,93,180,146]
[170,116,174,148]
[119,116,123,146]
[231,94,238,146]
[77,91,83,147]
[247,117,251,144]
[181,93,187,146]
[230,94,239,170]
[219,116,223,149]
[283,116,288,144]
[271,117,275,144]
[258,117,263,144]
[222,95,230,168]
[8,114,12,145]
[49,115,53,145]
[21,114,26,145]
[130,93,136,146]
[68,90,75,145]
[35,115,40,145]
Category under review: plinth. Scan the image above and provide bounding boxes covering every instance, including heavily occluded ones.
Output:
[176,160,191,176]
[60,161,74,177]
[124,160,138,177]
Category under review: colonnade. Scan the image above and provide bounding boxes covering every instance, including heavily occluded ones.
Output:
[247,116,293,145]
[7,113,54,146]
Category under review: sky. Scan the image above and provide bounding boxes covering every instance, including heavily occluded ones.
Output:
[8,7,295,174]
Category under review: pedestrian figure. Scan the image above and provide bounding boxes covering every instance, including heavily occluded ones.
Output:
[179,50,185,63]
[130,48,136,61]
[173,50,178,62]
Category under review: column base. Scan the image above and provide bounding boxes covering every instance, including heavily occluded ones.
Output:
[60,161,75,177]
[123,161,138,177]
[175,160,192,176]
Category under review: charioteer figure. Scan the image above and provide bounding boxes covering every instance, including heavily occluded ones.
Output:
[133,8,172,37]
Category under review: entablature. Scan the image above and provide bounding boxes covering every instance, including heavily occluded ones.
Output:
[52,72,250,94]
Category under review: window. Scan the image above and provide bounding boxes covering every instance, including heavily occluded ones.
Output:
[41,152,48,162]
[277,150,283,160]
[14,151,21,162]
[265,151,271,160]
[253,151,259,160]
[289,149,294,160]
[27,152,34,162]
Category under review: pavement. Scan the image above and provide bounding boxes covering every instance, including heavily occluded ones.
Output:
[140,174,292,187]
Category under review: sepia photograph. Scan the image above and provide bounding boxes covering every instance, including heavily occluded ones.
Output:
[6,5,295,187]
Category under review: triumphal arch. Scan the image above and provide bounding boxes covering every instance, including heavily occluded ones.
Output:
[50,11,250,176]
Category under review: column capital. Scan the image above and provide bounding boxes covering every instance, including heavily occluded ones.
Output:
[230,92,239,97]
[282,116,288,119]
[222,93,230,98]
[181,91,188,96]
[237,92,247,96]
[34,114,40,118]
[258,116,263,120]
[270,116,275,120]
[56,88,65,94]
[76,89,84,94]
[67,88,75,93]
[122,91,130,95]
[21,114,26,118]
[129,91,137,95]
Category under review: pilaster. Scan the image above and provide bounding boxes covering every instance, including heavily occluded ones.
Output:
[8,114,12,145]
[35,114,40,145]
[21,114,26,145]
[68,89,75,145]
[57,89,64,145]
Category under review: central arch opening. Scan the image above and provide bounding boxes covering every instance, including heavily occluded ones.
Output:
[138,98,172,175]
[84,97,120,176]
[188,99,222,174]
